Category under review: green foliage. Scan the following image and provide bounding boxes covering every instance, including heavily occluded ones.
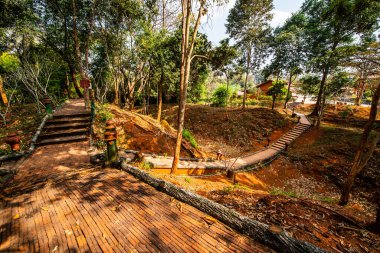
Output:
[326,71,355,97]
[257,95,272,101]
[184,177,192,184]
[182,129,198,148]
[226,0,274,86]
[270,188,298,198]
[223,183,251,194]
[299,75,320,96]
[140,161,153,171]
[211,85,236,107]
[0,53,19,73]
[97,104,113,122]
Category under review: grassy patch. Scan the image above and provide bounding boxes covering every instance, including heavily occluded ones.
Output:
[139,161,153,171]
[270,187,299,198]
[97,104,113,122]
[317,196,338,204]
[222,183,252,194]
[184,177,192,184]
[182,129,198,148]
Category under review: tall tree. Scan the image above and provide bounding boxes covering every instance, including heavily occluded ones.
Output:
[171,0,207,174]
[211,38,237,106]
[226,0,273,110]
[296,0,380,126]
[268,13,305,108]
[339,41,380,206]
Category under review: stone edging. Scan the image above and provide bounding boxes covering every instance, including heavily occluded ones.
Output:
[121,162,326,253]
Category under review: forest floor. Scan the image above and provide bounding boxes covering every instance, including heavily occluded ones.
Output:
[147,104,296,158]
[138,104,379,253]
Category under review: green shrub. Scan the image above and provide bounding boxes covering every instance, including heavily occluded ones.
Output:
[97,104,113,122]
[211,85,236,107]
[338,110,350,119]
[182,129,198,148]
[246,99,259,105]
[257,95,272,100]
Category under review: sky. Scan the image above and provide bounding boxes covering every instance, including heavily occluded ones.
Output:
[201,0,305,45]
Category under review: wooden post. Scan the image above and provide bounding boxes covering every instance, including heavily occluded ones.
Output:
[43,96,53,115]
[104,120,118,166]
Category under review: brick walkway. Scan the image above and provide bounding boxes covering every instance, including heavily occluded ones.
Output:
[0,100,269,252]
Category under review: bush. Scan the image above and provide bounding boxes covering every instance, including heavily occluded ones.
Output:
[97,104,113,122]
[182,129,198,148]
[211,85,235,107]
[257,95,272,100]
[338,110,350,119]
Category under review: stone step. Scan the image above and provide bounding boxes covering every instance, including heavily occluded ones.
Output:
[295,124,309,129]
[46,117,91,125]
[37,135,88,146]
[52,112,91,119]
[38,128,89,141]
[44,122,90,131]
[277,138,293,144]
[271,146,283,151]
[284,133,300,138]
[291,128,306,132]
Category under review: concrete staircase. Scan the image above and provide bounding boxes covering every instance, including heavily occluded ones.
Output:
[36,112,91,146]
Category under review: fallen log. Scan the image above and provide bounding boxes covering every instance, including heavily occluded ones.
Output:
[121,162,326,253]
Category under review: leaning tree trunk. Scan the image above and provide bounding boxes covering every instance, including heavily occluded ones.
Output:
[157,69,164,122]
[171,0,204,174]
[69,67,83,98]
[311,66,329,116]
[72,0,84,78]
[339,82,380,205]
[242,49,251,111]
[284,74,293,109]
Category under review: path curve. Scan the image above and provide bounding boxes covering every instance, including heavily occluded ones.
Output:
[144,111,311,173]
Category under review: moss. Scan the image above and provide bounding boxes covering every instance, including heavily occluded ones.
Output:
[182,129,198,148]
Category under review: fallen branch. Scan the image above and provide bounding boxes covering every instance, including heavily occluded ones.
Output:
[121,162,326,253]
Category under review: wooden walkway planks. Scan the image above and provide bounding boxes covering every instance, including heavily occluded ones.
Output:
[0,99,270,252]
[0,168,269,252]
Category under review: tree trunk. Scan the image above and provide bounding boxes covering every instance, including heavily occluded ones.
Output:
[225,72,230,107]
[355,79,366,106]
[0,76,8,106]
[72,0,84,77]
[171,0,204,174]
[69,67,83,98]
[242,49,251,110]
[271,96,275,110]
[284,73,293,109]
[316,87,327,127]
[114,75,119,106]
[339,82,380,205]
[311,66,329,116]
[65,72,72,99]
[157,69,164,122]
